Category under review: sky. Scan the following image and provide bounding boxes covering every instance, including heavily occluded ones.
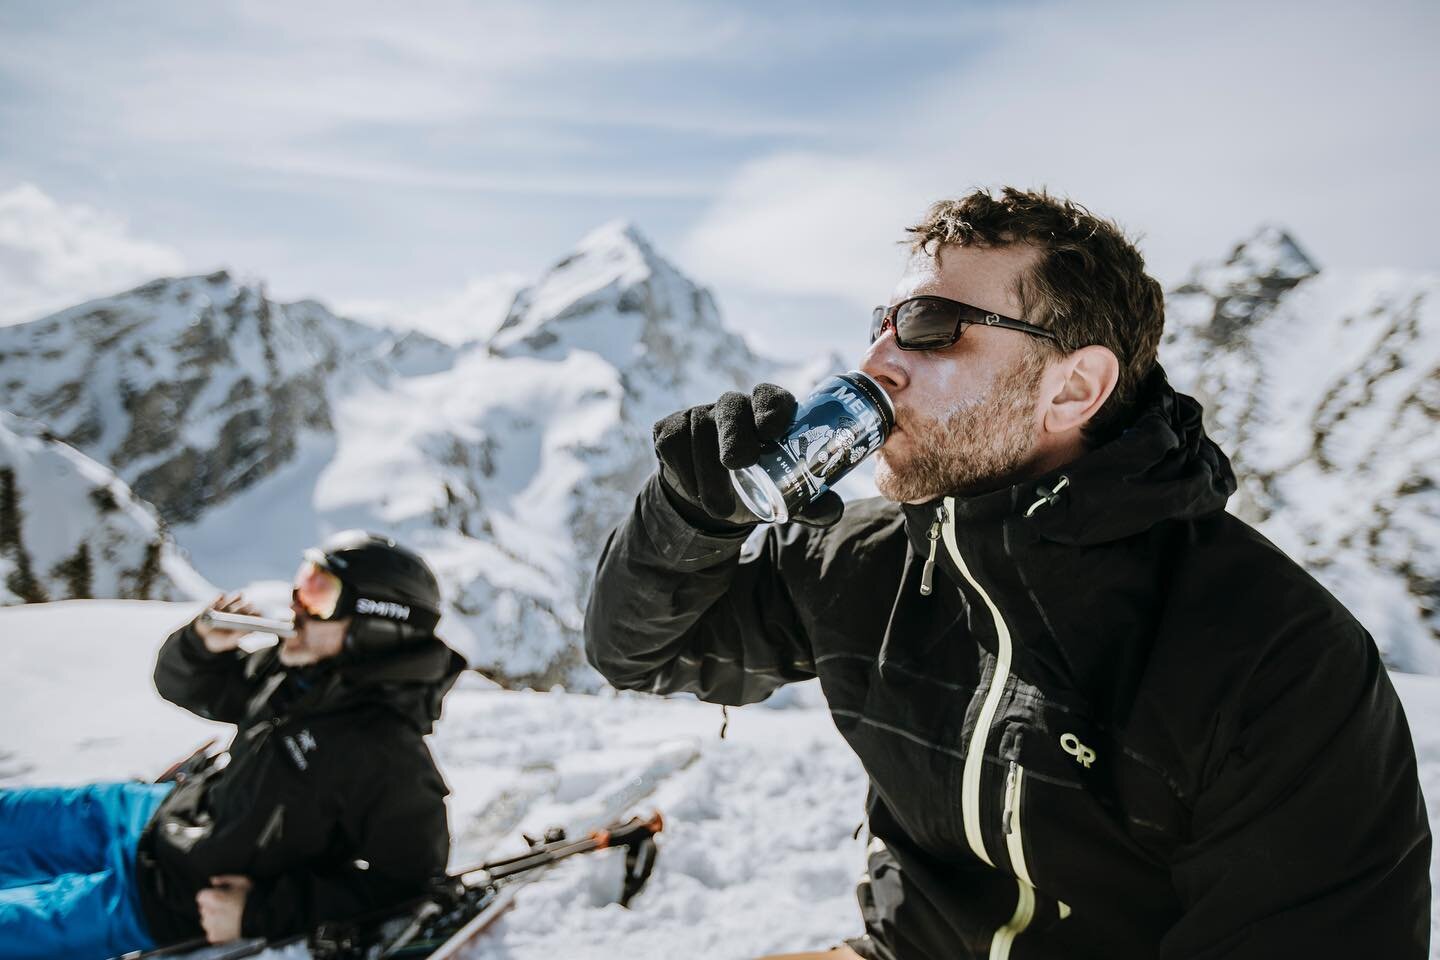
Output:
[1,0,1437,355]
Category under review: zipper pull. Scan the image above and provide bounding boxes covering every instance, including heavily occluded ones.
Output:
[1003,760,1019,835]
[920,506,945,596]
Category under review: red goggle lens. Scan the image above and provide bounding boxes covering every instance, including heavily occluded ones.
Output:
[293,560,344,620]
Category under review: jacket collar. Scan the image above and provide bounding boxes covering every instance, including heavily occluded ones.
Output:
[247,638,466,734]
[899,365,1237,547]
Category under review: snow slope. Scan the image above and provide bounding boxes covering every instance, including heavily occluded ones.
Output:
[0,270,450,526]
[0,601,870,958]
[0,225,811,688]
[4,601,1440,957]
[2,220,1435,685]
[0,412,210,606]
[1162,226,1440,672]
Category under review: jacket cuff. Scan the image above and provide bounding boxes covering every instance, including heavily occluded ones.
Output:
[639,473,751,570]
[238,879,271,939]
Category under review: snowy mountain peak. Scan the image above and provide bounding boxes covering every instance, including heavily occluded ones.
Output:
[1161,228,1440,672]
[488,223,761,403]
[576,218,657,260]
[0,273,445,524]
[1225,224,1319,283]
[1176,224,1320,302]
[499,221,665,340]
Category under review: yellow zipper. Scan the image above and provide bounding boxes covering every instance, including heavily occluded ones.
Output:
[938,500,1039,956]
[920,505,944,596]
[1002,760,1032,885]
[942,495,1014,869]
[989,877,1036,960]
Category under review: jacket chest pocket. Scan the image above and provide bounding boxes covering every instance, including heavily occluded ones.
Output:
[998,705,1188,917]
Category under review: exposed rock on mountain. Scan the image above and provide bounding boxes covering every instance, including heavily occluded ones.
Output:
[1162,226,1440,672]
[0,411,209,605]
[5,219,1434,683]
[305,222,784,686]
[0,271,450,524]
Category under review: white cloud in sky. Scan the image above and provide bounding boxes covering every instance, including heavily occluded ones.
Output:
[682,153,920,307]
[1,0,1432,357]
[681,0,1440,350]
[4,0,750,160]
[338,274,527,346]
[0,184,186,327]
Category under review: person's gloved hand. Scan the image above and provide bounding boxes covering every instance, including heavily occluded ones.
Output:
[652,382,844,531]
[194,593,262,654]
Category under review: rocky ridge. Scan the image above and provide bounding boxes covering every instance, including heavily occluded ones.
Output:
[0,411,208,605]
[2,220,1436,681]
[1162,226,1440,671]
[0,271,450,524]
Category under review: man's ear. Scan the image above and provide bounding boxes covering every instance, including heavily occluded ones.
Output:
[1041,345,1120,436]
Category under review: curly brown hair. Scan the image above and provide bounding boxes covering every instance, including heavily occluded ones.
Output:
[906,187,1164,444]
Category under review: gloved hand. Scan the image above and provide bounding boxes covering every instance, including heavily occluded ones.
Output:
[193,592,262,654]
[652,382,845,530]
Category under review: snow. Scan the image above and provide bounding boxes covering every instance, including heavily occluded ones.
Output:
[6,599,1440,956]
[339,275,527,348]
[0,601,871,957]
[0,413,211,605]
[1161,230,1440,674]
[0,222,788,684]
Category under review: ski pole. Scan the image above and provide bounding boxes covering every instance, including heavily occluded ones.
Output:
[154,738,219,784]
[454,811,664,882]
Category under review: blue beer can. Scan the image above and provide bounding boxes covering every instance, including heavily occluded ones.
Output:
[730,370,894,523]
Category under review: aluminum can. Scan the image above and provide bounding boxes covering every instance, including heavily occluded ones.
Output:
[730,370,894,523]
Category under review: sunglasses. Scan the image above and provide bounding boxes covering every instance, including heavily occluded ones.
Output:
[870,296,1058,350]
[293,552,346,620]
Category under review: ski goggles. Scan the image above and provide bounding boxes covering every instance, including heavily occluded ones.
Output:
[870,295,1058,351]
[293,552,347,620]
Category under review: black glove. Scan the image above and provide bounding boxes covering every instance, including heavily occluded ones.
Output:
[652,383,845,531]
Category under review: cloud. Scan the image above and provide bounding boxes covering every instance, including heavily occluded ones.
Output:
[252,153,714,199]
[338,274,527,346]
[0,184,186,327]
[680,0,1440,349]
[681,153,920,306]
[0,1,752,153]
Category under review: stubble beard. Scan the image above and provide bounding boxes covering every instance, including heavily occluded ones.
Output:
[874,353,1047,504]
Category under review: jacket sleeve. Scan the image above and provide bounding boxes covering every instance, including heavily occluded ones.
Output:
[1159,621,1431,959]
[584,473,818,705]
[152,622,257,724]
[241,743,451,938]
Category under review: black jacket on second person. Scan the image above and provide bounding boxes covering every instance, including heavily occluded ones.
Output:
[585,367,1431,959]
[137,623,465,944]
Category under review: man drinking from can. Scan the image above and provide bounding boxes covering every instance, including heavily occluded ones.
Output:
[583,187,1430,959]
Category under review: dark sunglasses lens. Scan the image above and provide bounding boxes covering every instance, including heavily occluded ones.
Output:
[870,307,887,343]
[893,299,959,349]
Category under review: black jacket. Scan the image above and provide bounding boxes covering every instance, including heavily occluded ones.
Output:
[585,369,1431,959]
[137,623,465,944]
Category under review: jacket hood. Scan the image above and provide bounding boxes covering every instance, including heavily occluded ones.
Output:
[902,364,1237,546]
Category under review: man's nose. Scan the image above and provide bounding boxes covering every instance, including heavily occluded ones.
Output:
[860,327,908,396]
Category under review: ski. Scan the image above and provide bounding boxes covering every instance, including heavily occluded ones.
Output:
[450,760,559,867]
[371,739,700,959]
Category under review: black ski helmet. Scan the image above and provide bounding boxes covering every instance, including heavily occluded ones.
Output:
[306,530,443,656]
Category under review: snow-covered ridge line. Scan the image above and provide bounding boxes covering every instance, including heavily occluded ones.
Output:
[0,269,452,525]
[1,220,1437,681]
[1162,225,1440,672]
[0,412,210,605]
[0,224,787,687]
